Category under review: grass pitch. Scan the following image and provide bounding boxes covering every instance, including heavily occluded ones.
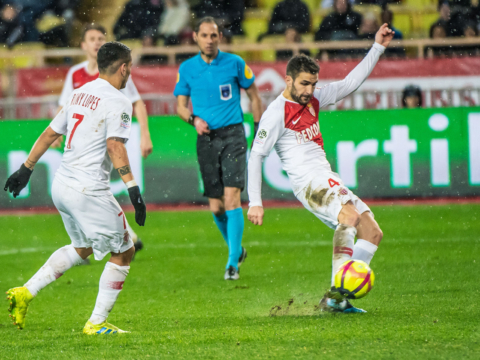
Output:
[1,204,479,359]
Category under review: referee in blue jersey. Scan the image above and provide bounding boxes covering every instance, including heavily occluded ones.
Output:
[175,17,263,280]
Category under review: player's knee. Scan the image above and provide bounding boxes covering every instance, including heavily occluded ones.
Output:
[371,227,383,245]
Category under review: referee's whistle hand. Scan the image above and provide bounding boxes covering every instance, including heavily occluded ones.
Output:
[248,206,264,226]
[194,117,210,135]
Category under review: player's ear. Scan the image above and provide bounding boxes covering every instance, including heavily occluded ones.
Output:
[193,32,198,43]
[285,75,293,88]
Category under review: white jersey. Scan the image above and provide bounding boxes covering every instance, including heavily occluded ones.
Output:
[50,78,133,195]
[58,60,141,107]
[248,43,385,207]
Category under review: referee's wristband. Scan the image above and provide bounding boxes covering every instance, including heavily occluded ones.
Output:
[188,114,197,126]
[126,180,138,188]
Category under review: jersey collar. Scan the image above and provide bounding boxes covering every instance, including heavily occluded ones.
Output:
[197,49,223,67]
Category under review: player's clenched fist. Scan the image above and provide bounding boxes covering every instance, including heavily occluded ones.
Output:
[248,206,264,226]
[375,23,395,48]
[4,164,33,198]
[128,186,147,226]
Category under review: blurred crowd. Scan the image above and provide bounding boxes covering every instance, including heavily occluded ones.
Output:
[0,0,479,61]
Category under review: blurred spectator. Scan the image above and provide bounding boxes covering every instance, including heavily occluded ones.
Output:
[276,27,311,61]
[432,1,465,37]
[114,0,163,41]
[193,0,245,35]
[359,13,378,40]
[158,0,190,46]
[315,0,362,42]
[426,22,451,57]
[266,0,310,35]
[402,85,422,108]
[0,1,60,46]
[381,6,402,40]
[453,21,480,56]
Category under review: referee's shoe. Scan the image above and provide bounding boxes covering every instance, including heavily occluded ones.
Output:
[224,247,247,280]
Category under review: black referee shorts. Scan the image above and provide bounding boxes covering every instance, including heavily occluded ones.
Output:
[196,123,247,198]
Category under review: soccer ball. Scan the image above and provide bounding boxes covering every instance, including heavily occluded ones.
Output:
[334,260,375,299]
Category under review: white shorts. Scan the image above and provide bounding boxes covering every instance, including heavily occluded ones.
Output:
[295,171,372,230]
[52,177,134,261]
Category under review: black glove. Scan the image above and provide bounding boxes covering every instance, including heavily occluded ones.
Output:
[4,164,33,198]
[128,185,146,226]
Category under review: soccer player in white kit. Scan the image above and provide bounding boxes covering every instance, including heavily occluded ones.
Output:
[56,24,151,255]
[4,42,146,334]
[247,24,394,313]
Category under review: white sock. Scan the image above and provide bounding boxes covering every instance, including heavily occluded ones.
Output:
[331,224,356,286]
[24,245,82,297]
[353,239,378,265]
[89,262,129,325]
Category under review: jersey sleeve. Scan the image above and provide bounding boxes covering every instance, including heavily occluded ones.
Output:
[314,42,385,108]
[236,56,255,89]
[173,64,191,97]
[248,106,284,207]
[58,67,75,107]
[49,106,68,135]
[105,96,134,140]
[121,77,142,104]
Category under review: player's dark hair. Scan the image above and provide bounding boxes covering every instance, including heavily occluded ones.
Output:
[194,16,221,34]
[82,23,107,41]
[97,42,131,75]
[286,54,320,80]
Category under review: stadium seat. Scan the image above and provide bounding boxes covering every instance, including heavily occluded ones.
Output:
[0,43,46,69]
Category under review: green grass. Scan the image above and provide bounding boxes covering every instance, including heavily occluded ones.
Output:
[1,204,479,359]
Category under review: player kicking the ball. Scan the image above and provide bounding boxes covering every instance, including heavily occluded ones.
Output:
[4,42,146,333]
[248,24,394,313]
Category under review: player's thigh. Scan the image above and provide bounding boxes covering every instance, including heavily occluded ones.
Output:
[61,192,133,260]
[197,133,223,198]
[356,211,383,245]
[221,124,247,190]
[296,173,362,230]
[51,178,89,248]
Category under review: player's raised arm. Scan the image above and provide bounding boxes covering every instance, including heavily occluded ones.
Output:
[315,23,394,108]
[4,110,66,197]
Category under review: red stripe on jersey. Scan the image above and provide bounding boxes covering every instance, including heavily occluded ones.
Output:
[284,97,324,148]
[72,67,99,89]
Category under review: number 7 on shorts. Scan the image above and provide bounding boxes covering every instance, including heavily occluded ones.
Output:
[66,113,85,150]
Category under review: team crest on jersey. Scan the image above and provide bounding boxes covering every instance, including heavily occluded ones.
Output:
[121,112,131,129]
[307,103,316,116]
[220,84,232,100]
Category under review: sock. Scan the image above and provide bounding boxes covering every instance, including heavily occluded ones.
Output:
[89,262,129,325]
[213,213,228,246]
[126,221,138,243]
[225,207,244,270]
[353,239,378,265]
[331,224,356,286]
[24,245,82,297]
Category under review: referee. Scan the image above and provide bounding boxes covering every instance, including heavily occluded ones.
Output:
[174,17,263,280]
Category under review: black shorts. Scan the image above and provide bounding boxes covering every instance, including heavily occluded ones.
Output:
[196,123,247,198]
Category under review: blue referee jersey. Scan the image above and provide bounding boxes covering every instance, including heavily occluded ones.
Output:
[173,50,255,130]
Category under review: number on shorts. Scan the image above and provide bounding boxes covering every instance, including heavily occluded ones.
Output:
[66,113,85,150]
[328,178,340,188]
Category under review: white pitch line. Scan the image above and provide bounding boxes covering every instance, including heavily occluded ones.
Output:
[0,240,332,257]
